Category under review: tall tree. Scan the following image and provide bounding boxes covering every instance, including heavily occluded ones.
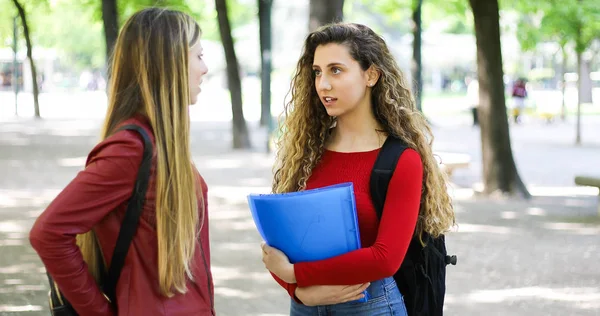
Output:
[215,0,251,148]
[309,0,344,32]
[468,0,530,197]
[101,0,118,62]
[258,0,273,128]
[570,0,599,144]
[12,0,40,119]
[411,0,423,112]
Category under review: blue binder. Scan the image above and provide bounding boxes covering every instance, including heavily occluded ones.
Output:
[248,182,368,302]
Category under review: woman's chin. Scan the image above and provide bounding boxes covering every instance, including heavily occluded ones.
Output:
[324,107,342,117]
[189,95,199,106]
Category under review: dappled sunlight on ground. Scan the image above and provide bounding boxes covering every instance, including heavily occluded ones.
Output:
[208,209,250,221]
[500,211,518,219]
[543,222,600,235]
[526,207,546,216]
[0,190,60,209]
[0,305,44,312]
[56,156,86,167]
[466,286,600,303]
[209,186,271,205]
[2,118,599,315]
[451,223,515,234]
[214,218,258,231]
[214,286,260,299]
[445,287,600,313]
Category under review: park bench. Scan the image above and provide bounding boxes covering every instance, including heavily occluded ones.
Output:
[436,152,471,177]
[574,175,600,216]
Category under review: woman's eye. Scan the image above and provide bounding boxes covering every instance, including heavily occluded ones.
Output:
[332,67,341,74]
[313,69,322,76]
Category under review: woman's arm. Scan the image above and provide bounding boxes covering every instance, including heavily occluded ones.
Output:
[29,131,144,316]
[269,271,369,306]
[269,272,301,302]
[292,149,423,287]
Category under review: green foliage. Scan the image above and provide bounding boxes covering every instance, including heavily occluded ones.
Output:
[426,0,469,20]
[32,0,104,70]
[0,2,17,47]
[423,0,472,34]
[345,0,410,36]
[348,0,473,36]
[0,0,50,49]
[0,0,256,71]
[186,0,256,42]
[516,0,600,53]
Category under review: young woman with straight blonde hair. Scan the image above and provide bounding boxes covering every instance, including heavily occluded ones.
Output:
[261,23,455,315]
[29,8,213,315]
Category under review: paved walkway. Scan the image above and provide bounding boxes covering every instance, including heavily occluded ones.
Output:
[0,116,599,315]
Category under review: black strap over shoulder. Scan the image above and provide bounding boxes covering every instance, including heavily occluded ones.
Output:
[102,124,153,303]
[370,136,408,219]
[369,134,457,316]
[46,124,153,315]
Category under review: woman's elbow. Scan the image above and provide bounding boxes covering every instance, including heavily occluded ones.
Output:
[381,262,401,277]
[29,220,49,253]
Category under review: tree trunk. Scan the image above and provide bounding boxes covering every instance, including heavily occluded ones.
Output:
[102,0,119,63]
[411,0,423,112]
[258,0,273,128]
[12,15,19,116]
[216,0,251,149]
[12,0,40,119]
[574,7,583,146]
[576,51,582,145]
[468,0,530,198]
[560,46,567,121]
[309,0,344,32]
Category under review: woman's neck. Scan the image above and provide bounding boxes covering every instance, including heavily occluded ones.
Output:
[327,109,386,153]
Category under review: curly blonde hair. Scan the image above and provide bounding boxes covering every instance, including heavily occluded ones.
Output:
[273,23,455,239]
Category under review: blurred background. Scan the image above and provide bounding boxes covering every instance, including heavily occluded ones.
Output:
[0,0,599,315]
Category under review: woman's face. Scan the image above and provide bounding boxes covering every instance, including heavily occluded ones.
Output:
[312,43,375,118]
[188,40,208,105]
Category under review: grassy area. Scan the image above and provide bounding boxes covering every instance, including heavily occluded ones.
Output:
[551,215,600,225]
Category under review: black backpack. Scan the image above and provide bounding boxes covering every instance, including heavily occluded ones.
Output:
[370,136,457,316]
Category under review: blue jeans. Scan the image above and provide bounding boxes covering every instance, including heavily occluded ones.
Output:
[290,277,408,316]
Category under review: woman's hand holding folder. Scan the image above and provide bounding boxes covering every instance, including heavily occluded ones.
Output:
[262,242,370,306]
[262,242,296,283]
[295,283,371,306]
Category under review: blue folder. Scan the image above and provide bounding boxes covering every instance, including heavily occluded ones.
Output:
[248,182,368,302]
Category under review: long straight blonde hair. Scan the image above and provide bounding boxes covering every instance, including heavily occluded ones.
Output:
[76,8,203,297]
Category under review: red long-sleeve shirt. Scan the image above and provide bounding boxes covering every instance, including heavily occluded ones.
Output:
[273,147,422,298]
[29,115,215,316]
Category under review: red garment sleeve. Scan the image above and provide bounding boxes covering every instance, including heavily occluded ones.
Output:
[294,149,423,287]
[270,272,302,303]
[29,130,144,316]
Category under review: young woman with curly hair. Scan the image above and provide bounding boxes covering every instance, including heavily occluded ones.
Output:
[260,23,455,315]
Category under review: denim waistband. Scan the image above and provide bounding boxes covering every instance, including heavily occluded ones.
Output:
[365,276,397,299]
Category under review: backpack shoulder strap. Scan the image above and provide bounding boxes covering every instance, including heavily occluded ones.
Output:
[370,136,408,219]
[102,124,153,303]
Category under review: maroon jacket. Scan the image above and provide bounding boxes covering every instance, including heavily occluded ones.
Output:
[29,115,215,315]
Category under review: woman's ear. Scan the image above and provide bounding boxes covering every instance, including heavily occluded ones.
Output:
[366,66,380,87]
